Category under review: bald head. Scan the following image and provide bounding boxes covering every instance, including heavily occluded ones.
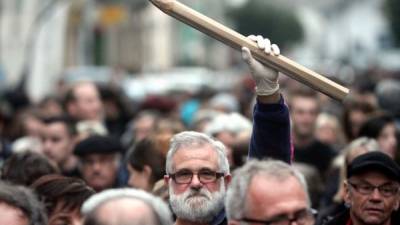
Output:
[0,202,29,225]
[82,189,172,225]
[94,198,157,225]
[66,81,103,121]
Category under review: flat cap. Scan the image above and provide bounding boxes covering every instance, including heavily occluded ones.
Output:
[347,151,400,181]
[74,135,123,156]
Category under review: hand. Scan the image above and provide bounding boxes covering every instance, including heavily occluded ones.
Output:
[242,35,280,96]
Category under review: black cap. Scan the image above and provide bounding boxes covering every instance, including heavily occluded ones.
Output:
[74,135,123,156]
[347,151,400,181]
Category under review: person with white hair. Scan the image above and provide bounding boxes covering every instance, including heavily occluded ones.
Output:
[81,188,172,225]
[226,159,316,225]
[165,131,231,225]
[204,112,253,167]
[164,35,292,225]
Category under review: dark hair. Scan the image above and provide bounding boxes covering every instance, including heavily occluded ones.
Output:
[31,174,94,217]
[42,115,77,136]
[63,86,76,108]
[376,79,400,117]
[10,108,43,140]
[0,181,48,225]
[38,95,62,107]
[358,113,396,139]
[288,87,319,108]
[62,83,83,113]
[342,99,376,140]
[1,151,59,186]
[127,136,166,186]
[231,140,250,170]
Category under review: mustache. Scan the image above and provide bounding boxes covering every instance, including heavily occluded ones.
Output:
[185,188,211,200]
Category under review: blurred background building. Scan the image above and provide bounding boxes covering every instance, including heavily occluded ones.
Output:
[0,0,399,101]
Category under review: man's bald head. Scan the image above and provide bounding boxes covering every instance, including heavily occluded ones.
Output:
[82,189,172,225]
[95,198,157,225]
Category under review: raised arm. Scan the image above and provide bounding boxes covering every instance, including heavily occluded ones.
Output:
[244,35,292,163]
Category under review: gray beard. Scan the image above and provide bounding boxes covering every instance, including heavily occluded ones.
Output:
[169,182,226,223]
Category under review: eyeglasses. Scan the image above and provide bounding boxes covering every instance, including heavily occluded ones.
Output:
[347,181,399,197]
[168,169,225,184]
[239,208,317,225]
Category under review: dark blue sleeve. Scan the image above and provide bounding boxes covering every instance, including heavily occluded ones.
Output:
[249,96,292,164]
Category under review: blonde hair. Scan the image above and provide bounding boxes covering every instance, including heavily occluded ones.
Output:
[333,137,379,202]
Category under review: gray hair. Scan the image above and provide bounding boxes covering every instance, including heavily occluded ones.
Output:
[375,79,400,115]
[165,131,230,174]
[225,159,309,220]
[344,137,378,161]
[0,182,47,225]
[81,188,172,225]
[332,137,378,202]
[332,137,378,168]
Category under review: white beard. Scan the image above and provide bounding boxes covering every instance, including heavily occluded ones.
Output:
[169,180,226,223]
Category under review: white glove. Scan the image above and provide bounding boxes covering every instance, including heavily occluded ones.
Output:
[242,35,280,96]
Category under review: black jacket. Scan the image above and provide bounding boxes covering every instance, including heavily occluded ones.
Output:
[319,209,349,225]
[320,208,400,225]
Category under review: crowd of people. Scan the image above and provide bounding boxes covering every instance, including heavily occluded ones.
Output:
[0,35,399,225]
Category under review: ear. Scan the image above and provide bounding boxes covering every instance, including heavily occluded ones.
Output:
[164,175,170,186]
[394,200,400,211]
[143,165,152,179]
[224,174,232,188]
[394,194,400,211]
[343,181,351,206]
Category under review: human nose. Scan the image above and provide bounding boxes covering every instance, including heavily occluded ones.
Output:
[190,174,203,188]
[370,187,384,200]
[92,161,102,171]
[42,139,51,150]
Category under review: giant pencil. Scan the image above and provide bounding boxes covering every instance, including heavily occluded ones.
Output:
[148,0,350,101]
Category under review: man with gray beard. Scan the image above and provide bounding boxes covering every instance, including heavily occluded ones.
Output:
[169,179,227,222]
[164,36,292,225]
[165,131,231,225]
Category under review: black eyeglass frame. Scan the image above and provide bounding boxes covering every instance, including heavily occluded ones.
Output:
[238,208,317,225]
[167,169,225,184]
[347,181,400,197]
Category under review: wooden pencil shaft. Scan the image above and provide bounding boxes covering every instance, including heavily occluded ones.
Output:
[149,0,350,101]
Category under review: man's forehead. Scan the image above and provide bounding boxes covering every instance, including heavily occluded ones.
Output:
[246,175,308,218]
[0,201,27,217]
[172,146,219,169]
[96,198,156,224]
[74,82,97,93]
[46,121,68,128]
[44,122,69,134]
[249,174,304,193]
[83,153,117,160]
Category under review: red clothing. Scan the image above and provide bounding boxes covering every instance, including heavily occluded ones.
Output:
[346,218,394,225]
